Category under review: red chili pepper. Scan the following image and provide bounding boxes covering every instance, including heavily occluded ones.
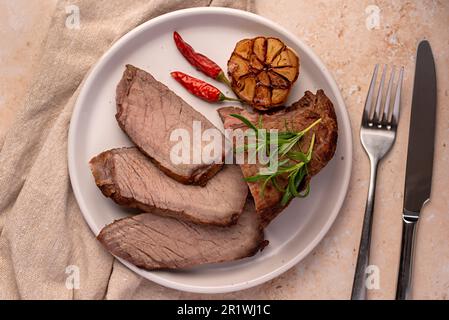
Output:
[171,71,240,103]
[173,31,231,88]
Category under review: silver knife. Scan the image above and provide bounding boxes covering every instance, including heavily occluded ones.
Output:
[396,40,437,300]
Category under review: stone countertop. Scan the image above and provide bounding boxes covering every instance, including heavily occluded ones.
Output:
[1,0,448,299]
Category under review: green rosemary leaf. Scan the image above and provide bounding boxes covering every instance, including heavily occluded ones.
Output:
[295,166,307,186]
[277,158,290,167]
[279,135,301,156]
[230,114,259,132]
[260,177,271,197]
[271,177,285,192]
[281,188,292,206]
[231,114,320,204]
[244,174,268,182]
[297,183,311,198]
[302,118,322,134]
[276,165,295,174]
[277,132,297,140]
[267,149,279,165]
[288,170,300,197]
[286,150,308,162]
[306,133,316,162]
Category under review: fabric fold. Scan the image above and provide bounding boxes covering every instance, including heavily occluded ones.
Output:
[0,0,250,300]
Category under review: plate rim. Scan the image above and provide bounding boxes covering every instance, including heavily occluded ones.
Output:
[68,6,353,294]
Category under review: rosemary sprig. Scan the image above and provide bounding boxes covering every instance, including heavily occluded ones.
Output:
[230,113,321,205]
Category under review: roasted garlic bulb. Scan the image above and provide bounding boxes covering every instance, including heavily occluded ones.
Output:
[228,37,300,110]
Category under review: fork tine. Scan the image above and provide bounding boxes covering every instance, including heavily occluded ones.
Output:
[382,66,395,123]
[391,66,404,126]
[363,64,379,125]
[373,64,387,123]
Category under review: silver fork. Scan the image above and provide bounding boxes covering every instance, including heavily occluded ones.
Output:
[351,64,404,300]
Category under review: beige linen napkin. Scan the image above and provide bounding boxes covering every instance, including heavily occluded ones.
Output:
[0,0,251,299]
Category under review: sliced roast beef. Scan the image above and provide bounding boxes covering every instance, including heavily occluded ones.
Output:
[218,90,338,226]
[116,64,224,186]
[90,147,248,226]
[97,200,265,270]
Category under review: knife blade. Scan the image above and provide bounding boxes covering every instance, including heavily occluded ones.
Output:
[396,40,437,300]
[403,40,437,217]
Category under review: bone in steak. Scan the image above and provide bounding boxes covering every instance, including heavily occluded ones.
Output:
[116,64,224,186]
[97,199,265,270]
[90,147,248,226]
[218,90,338,226]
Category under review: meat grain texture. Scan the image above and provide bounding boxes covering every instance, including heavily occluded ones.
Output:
[97,200,265,270]
[116,65,224,186]
[218,90,338,226]
[90,147,248,226]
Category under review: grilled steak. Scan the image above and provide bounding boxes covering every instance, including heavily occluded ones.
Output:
[218,90,338,226]
[116,64,224,186]
[97,200,265,270]
[90,147,248,226]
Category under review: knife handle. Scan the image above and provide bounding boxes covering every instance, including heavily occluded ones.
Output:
[396,214,419,300]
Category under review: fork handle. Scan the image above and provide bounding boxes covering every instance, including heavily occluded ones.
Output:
[396,214,419,300]
[351,158,379,300]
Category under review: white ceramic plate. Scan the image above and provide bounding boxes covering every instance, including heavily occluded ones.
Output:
[68,7,352,294]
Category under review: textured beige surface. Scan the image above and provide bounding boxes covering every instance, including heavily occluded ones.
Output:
[0,0,448,299]
[0,0,56,141]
